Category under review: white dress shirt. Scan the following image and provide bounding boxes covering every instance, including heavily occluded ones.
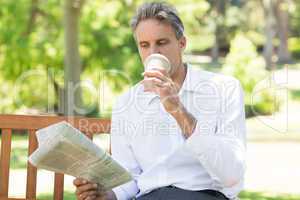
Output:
[111,66,246,200]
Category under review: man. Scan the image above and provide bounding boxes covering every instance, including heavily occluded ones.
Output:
[74,2,246,200]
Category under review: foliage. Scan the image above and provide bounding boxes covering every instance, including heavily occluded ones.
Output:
[0,0,211,114]
[0,0,299,115]
[80,1,142,86]
[288,37,300,58]
[0,0,64,113]
[10,147,28,169]
[222,33,279,117]
[290,0,300,38]
[187,0,247,53]
[0,134,29,169]
[290,89,300,101]
[0,0,142,114]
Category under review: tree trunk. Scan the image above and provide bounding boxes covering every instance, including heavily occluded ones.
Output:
[263,0,276,70]
[63,0,84,116]
[274,0,292,63]
[211,26,220,62]
[210,0,226,63]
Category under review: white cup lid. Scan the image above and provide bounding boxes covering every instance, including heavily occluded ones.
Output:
[144,54,171,73]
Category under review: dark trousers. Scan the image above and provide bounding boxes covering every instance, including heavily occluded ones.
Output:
[136,186,229,200]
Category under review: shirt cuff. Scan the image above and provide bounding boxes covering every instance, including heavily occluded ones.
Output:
[112,180,139,200]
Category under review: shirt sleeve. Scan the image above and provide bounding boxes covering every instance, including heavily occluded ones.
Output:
[110,96,141,200]
[185,79,246,188]
[112,180,139,200]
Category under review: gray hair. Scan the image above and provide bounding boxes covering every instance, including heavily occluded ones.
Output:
[131,2,185,39]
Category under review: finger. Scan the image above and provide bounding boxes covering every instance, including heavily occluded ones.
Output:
[143,77,164,87]
[143,70,168,81]
[142,80,164,93]
[73,178,88,186]
[79,190,99,200]
[156,68,168,76]
[145,67,168,75]
[76,183,98,195]
[161,81,173,88]
[85,195,97,200]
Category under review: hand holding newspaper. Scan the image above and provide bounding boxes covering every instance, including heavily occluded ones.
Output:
[28,121,132,190]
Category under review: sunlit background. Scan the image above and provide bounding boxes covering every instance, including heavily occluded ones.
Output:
[0,0,300,199]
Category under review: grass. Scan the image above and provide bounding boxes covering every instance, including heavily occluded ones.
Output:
[38,191,76,200]
[36,191,300,200]
[239,191,300,200]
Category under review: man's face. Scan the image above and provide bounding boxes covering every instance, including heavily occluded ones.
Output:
[134,19,186,75]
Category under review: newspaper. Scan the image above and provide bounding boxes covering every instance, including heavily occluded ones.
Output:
[28,121,132,190]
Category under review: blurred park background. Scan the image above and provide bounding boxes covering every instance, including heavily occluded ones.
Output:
[0,0,300,199]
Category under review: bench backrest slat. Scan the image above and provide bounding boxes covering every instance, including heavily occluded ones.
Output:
[0,129,12,198]
[54,173,64,200]
[26,130,38,199]
[0,115,110,134]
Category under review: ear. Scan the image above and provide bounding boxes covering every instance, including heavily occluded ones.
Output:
[179,36,186,52]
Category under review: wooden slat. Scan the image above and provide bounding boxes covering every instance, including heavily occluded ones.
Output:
[0,115,111,134]
[0,198,25,200]
[0,129,12,198]
[53,173,64,200]
[26,130,38,200]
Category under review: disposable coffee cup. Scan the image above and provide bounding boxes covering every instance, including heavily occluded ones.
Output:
[144,54,171,73]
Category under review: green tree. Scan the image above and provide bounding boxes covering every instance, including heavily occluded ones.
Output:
[195,0,245,61]
[0,0,142,115]
[223,34,279,117]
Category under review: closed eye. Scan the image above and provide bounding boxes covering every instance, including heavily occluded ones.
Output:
[157,39,169,46]
[139,42,149,48]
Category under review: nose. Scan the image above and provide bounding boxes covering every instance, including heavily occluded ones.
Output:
[149,45,160,55]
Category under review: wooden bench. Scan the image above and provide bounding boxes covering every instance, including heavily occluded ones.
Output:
[0,114,111,200]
